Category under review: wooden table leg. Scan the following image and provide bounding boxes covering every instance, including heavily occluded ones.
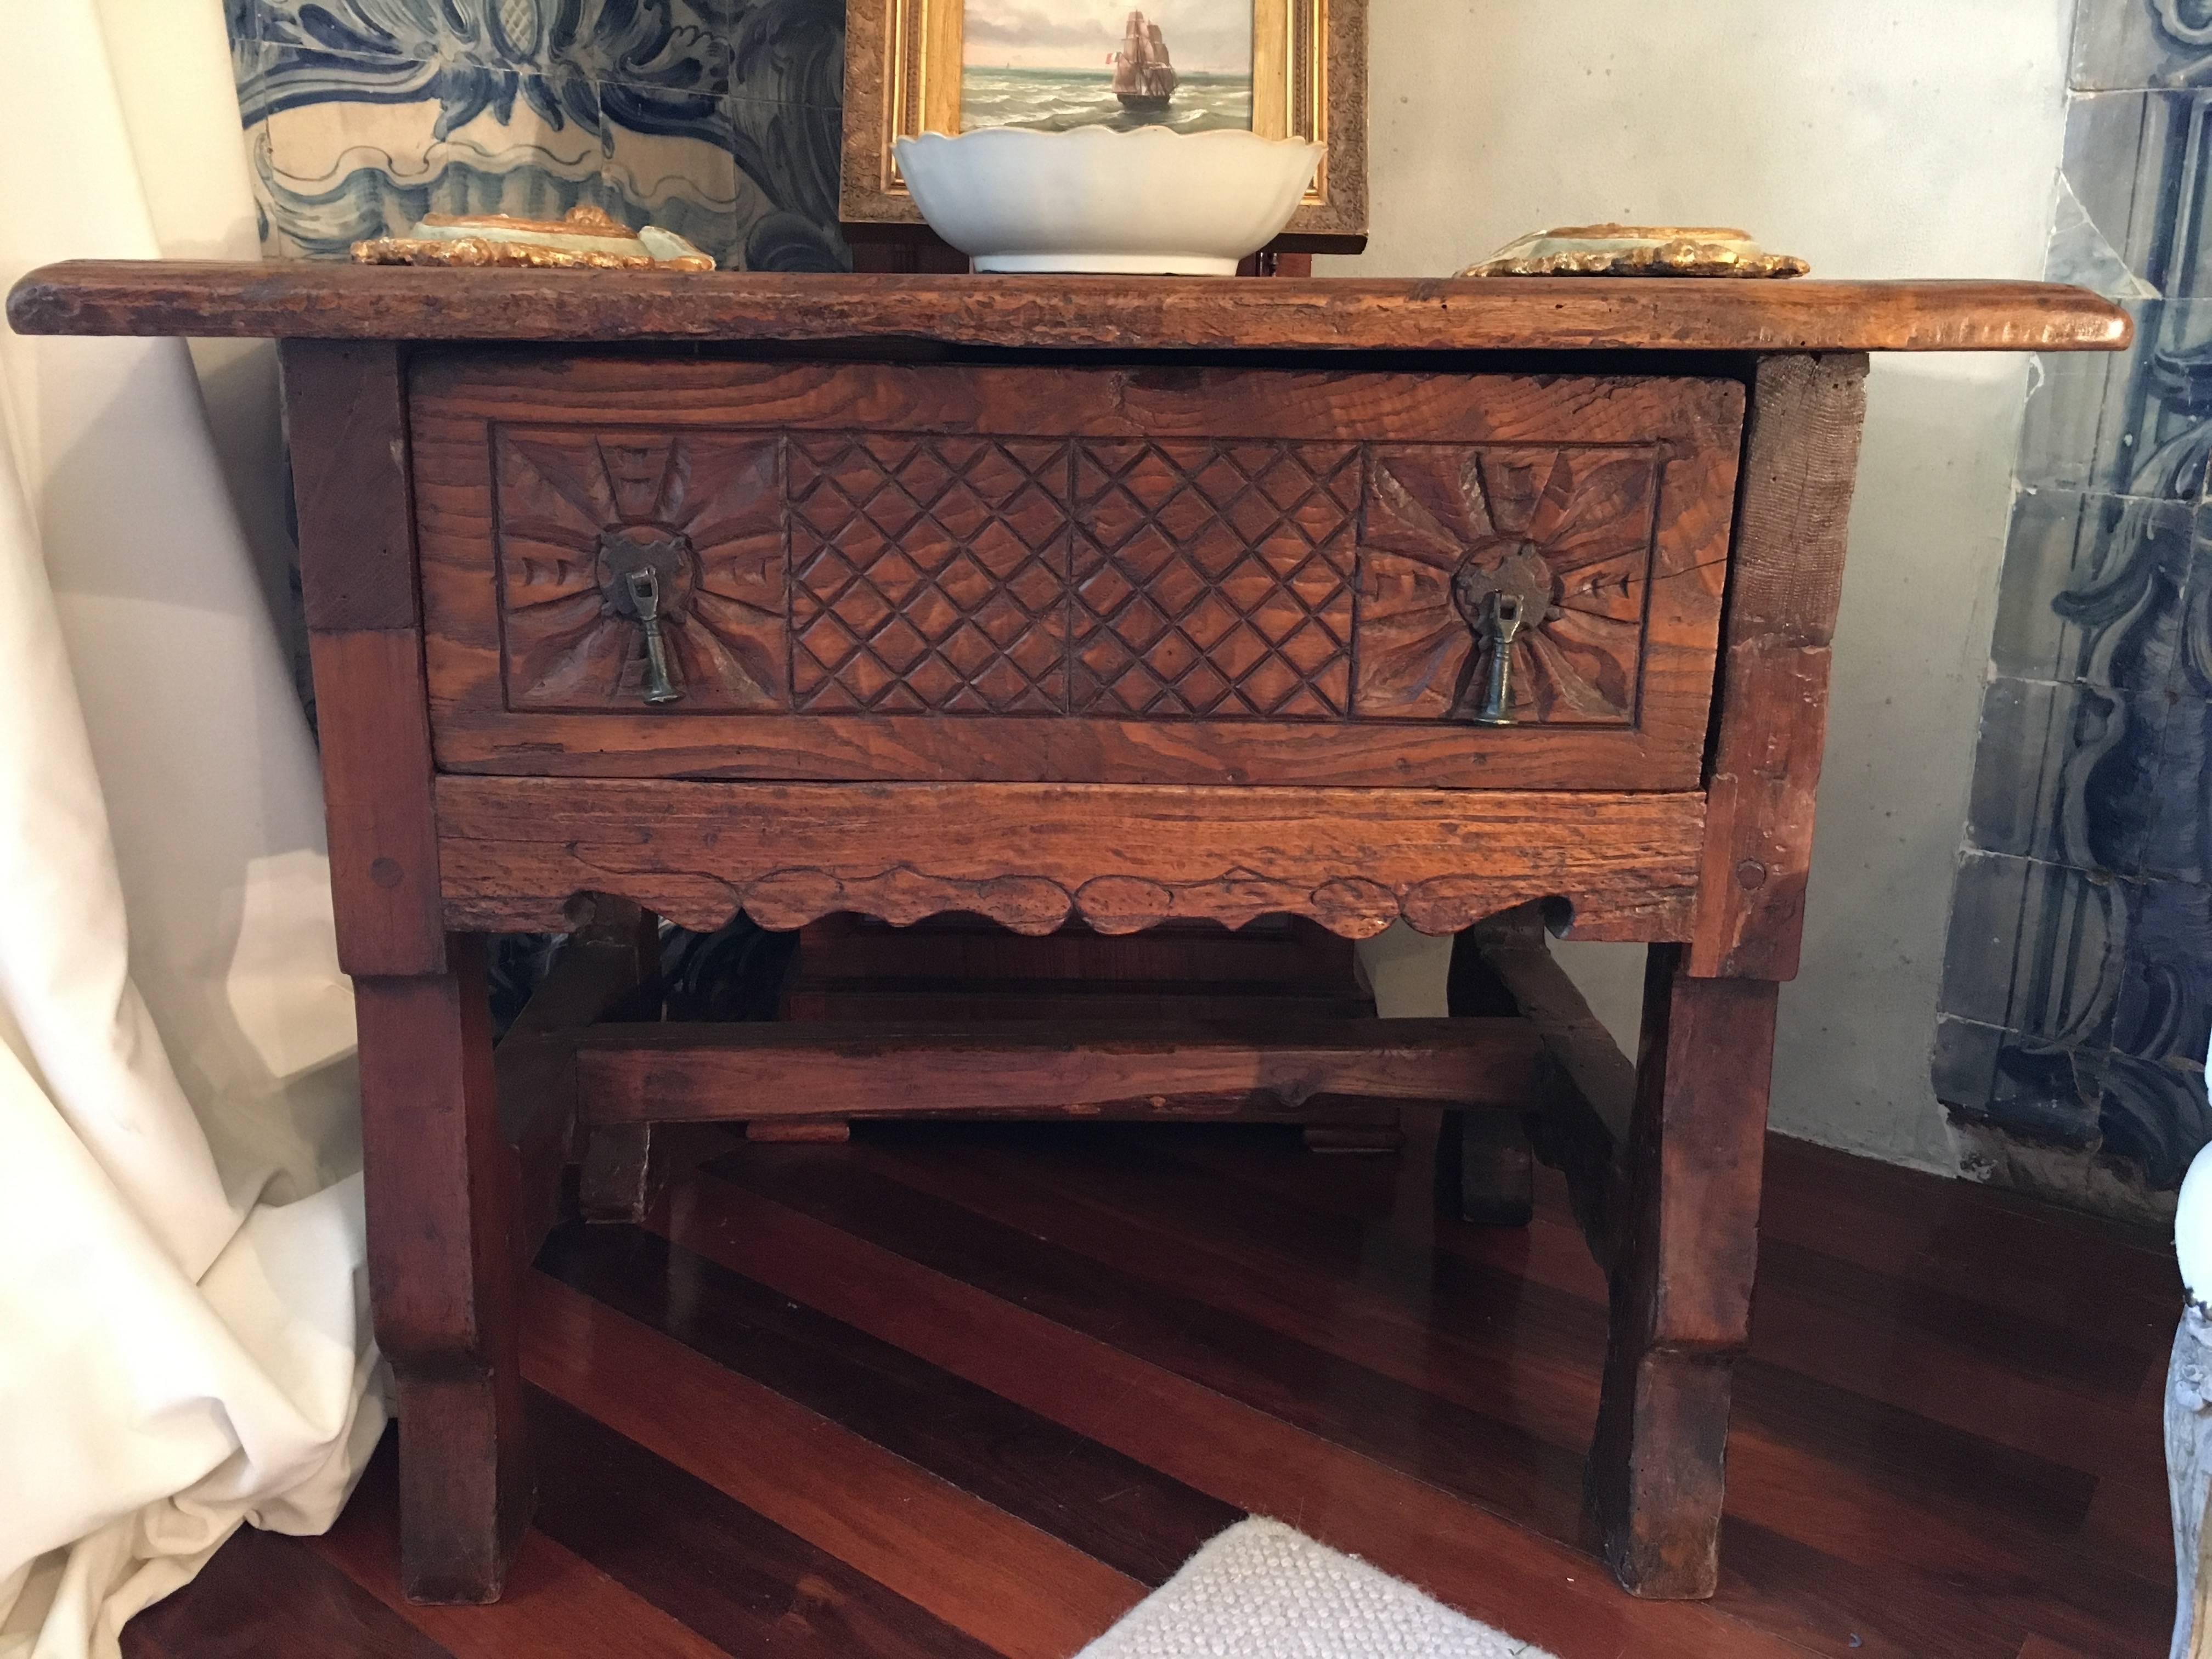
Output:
[1441,1110,1537,1225]
[358,934,530,1603]
[1587,943,1778,1598]
[575,902,665,1225]
[579,1122,656,1221]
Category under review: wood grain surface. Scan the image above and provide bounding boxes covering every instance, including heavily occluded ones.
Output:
[1689,353,1870,979]
[280,342,444,978]
[1459,905,1635,1261]
[411,355,1742,791]
[524,1273,1145,1657]
[1588,949,1781,1599]
[355,937,529,1604]
[128,1121,2175,1659]
[573,1017,1541,1124]
[10,263,2130,352]
[431,776,1708,939]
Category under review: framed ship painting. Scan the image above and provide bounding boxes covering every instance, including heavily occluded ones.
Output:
[840,0,1367,251]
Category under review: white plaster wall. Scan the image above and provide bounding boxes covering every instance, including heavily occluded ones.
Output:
[1332,1,2072,1170]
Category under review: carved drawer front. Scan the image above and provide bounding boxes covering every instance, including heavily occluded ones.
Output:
[414,356,1743,789]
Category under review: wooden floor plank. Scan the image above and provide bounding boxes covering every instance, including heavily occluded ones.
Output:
[529,1388,1003,1657]
[1154,1120,2168,1487]
[651,1169,1814,1659]
[309,1435,732,1659]
[123,1116,2175,1659]
[880,1127,2119,1523]
[888,1127,2174,1658]
[697,1138,2170,1659]
[706,1144,1598,1525]
[125,1519,454,1659]
[950,1126,2136,1556]
[535,1213,1243,1583]
[523,1269,1145,1659]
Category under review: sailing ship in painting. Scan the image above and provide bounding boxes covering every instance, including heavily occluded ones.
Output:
[961,0,1251,133]
[1112,12,1180,112]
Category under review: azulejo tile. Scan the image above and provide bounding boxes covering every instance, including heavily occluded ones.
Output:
[2056,91,2180,295]
[2047,173,2160,300]
[1990,487,2191,691]
[2146,695,2212,881]
[1930,1013,2005,1121]
[1932,1013,2108,1152]
[727,0,844,107]
[2018,300,2158,496]
[2017,299,2212,499]
[247,52,608,256]
[2055,88,2212,300]
[2182,534,2212,696]
[1965,676,2166,874]
[2101,874,2212,1183]
[599,92,757,268]
[1958,4,2212,1200]
[2149,545,2212,877]
[564,1,735,95]
[2072,0,2212,92]
[725,94,849,270]
[235,38,443,131]
[2112,876,2212,1060]
[727,94,838,221]
[1938,852,2127,1049]
[251,0,442,64]
[250,0,743,88]
[2098,1048,2211,1183]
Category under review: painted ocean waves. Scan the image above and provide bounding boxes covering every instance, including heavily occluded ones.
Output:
[961,66,1251,133]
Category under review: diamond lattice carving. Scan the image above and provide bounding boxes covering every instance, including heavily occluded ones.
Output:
[493,429,785,710]
[788,436,1073,713]
[1069,441,1359,719]
[1354,445,1659,725]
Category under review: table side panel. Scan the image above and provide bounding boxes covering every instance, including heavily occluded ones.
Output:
[431,775,1707,943]
[413,356,1744,790]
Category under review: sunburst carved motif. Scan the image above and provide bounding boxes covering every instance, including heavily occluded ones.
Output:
[1353,445,1660,725]
[494,430,786,710]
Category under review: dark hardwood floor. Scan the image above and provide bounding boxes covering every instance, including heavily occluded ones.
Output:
[123,1114,2177,1659]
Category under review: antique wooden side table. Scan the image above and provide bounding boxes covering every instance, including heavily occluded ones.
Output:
[7,266,2126,1607]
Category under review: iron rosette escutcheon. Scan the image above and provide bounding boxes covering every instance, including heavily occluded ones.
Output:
[493,431,787,712]
[1352,445,1660,726]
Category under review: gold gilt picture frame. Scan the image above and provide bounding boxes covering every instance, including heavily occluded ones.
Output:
[839,0,1367,251]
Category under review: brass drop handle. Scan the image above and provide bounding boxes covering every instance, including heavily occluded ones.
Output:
[1471,590,1525,726]
[624,567,684,707]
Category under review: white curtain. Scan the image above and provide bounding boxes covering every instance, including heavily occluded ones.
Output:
[0,6,383,1657]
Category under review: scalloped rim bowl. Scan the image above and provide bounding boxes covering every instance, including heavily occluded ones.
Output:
[894,127,1323,275]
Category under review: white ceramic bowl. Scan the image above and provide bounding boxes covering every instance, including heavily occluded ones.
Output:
[894,127,1322,276]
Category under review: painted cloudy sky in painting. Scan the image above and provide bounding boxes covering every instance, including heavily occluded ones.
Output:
[962,0,1252,74]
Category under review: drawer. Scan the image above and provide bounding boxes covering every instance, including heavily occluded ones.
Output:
[413,354,1744,789]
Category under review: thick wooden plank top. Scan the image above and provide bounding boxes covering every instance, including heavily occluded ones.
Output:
[7,261,2129,354]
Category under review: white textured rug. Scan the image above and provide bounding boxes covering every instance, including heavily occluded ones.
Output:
[1076,1520,1559,1658]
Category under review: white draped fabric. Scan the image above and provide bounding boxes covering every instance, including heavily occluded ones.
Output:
[0,7,383,1657]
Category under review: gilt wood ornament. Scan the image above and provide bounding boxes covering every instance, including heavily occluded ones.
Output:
[353,204,715,271]
[1466,224,1809,279]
